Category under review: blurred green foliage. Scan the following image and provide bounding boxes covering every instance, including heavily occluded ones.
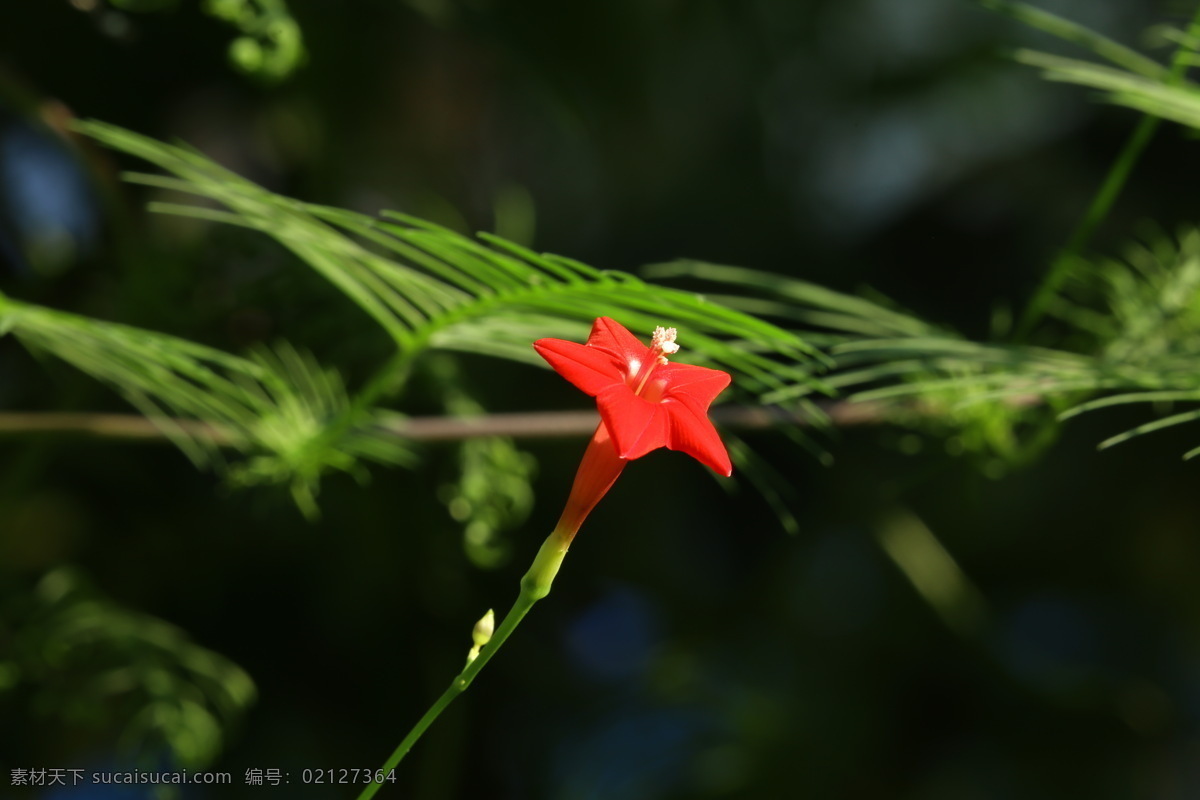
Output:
[110,0,306,82]
[2,567,254,770]
[431,356,536,569]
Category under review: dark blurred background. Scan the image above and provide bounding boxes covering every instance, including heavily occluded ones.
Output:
[5,0,1200,798]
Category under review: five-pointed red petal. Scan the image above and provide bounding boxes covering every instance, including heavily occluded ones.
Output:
[534,317,733,477]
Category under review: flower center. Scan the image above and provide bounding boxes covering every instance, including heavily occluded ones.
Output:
[631,326,678,397]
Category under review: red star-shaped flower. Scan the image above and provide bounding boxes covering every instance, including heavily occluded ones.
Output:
[533,318,732,541]
[535,317,733,475]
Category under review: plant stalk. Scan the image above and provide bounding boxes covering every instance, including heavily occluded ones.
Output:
[355,533,569,800]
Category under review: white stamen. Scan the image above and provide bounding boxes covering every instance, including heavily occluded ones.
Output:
[634,326,681,393]
[651,326,679,356]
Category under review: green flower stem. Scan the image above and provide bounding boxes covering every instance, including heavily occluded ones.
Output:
[355,532,570,800]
